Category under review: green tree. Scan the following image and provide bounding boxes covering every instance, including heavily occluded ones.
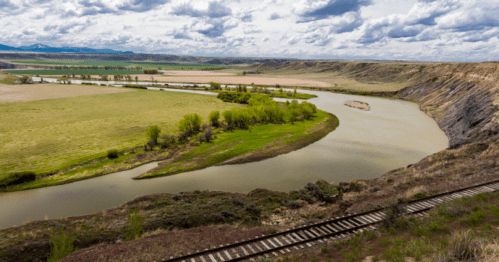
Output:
[20,75,31,84]
[177,114,202,134]
[145,125,161,143]
[80,74,86,80]
[210,81,221,90]
[58,77,69,84]
[209,111,220,127]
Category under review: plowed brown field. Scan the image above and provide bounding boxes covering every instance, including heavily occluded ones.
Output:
[132,75,332,87]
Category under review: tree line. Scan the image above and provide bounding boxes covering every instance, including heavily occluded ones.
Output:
[141,94,318,152]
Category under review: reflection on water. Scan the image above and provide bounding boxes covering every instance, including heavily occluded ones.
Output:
[0,88,448,229]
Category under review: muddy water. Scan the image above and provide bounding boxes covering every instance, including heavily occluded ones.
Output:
[0,88,448,229]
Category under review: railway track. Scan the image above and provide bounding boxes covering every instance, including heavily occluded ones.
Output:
[163,179,499,262]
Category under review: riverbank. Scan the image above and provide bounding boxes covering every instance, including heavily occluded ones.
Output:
[0,180,341,262]
[138,110,338,179]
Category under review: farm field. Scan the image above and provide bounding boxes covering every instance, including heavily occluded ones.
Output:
[160,70,236,76]
[0,87,241,177]
[0,83,133,103]
[5,69,145,76]
[131,74,332,87]
[9,60,231,70]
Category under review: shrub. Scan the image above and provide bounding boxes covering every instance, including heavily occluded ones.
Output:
[204,127,213,142]
[144,69,158,74]
[0,171,36,188]
[159,134,176,149]
[286,200,303,209]
[209,81,221,90]
[222,110,234,127]
[232,198,244,206]
[381,198,407,229]
[177,131,189,143]
[465,210,486,227]
[107,149,119,159]
[244,204,261,216]
[413,192,427,199]
[198,133,205,143]
[147,139,157,150]
[450,231,481,260]
[178,114,203,134]
[20,75,32,84]
[145,125,161,143]
[122,84,147,89]
[47,227,77,262]
[125,209,143,241]
[209,111,220,127]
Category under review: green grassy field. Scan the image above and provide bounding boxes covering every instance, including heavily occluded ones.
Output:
[0,90,241,178]
[5,69,145,76]
[10,60,230,70]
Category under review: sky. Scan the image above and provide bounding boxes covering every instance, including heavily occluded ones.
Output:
[1,0,499,61]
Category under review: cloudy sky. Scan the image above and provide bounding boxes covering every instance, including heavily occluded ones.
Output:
[1,0,498,61]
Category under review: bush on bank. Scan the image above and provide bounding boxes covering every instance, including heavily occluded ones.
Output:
[0,171,37,188]
[143,92,319,151]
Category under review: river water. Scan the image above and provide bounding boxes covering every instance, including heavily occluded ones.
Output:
[0,83,448,229]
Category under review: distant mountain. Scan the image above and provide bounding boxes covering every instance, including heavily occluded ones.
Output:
[0,43,133,54]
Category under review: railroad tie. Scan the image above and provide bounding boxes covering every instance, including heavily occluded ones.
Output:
[223,250,232,260]
[240,246,250,256]
[260,240,272,250]
[215,252,225,261]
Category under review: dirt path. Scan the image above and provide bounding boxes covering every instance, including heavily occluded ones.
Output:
[0,84,133,103]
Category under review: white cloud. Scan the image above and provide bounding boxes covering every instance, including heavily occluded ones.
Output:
[0,0,498,61]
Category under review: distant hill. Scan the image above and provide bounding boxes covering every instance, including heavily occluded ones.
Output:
[0,43,133,54]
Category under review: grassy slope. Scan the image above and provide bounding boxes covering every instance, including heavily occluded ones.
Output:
[220,61,438,92]
[0,90,241,177]
[140,110,338,179]
[288,192,499,262]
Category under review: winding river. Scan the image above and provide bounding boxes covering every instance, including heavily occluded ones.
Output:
[0,85,448,229]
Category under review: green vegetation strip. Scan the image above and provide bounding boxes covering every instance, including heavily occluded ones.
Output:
[5,69,144,75]
[10,60,230,69]
[0,90,241,182]
[139,109,337,179]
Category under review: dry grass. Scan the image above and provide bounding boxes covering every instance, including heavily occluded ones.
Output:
[0,83,133,103]
[0,89,241,175]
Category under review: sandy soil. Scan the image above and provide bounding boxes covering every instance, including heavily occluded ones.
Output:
[344,100,371,111]
[159,70,236,76]
[131,75,332,87]
[0,84,133,103]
